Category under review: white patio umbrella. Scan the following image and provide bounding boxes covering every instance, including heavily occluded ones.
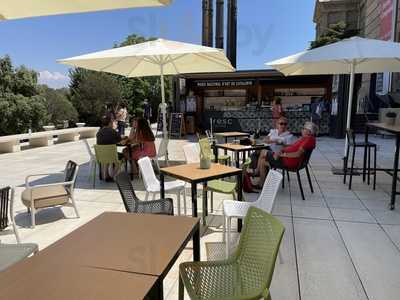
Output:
[58,38,235,139]
[266,36,400,157]
[0,0,171,20]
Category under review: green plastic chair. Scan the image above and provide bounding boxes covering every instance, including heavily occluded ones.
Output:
[207,158,251,212]
[93,144,123,185]
[179,206,285,300]
[199,137,231,165]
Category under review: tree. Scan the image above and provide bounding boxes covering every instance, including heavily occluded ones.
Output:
[69,68,121,125]
[0,56,49,135]
[310,21,358,49]
[40,86,78,125]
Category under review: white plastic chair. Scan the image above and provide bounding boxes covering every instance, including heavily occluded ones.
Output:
[138,157,187,215]
[182,143,200,164]
[223,170,283,257]
[153,138,169,172]
[0,187,20,243]
[83,139,96,187]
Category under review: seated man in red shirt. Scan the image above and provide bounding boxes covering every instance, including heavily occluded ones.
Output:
[254,121,317,188]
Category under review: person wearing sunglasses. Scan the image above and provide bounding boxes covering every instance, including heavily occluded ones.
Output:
[249,116,293,176]
[252,121,317,189]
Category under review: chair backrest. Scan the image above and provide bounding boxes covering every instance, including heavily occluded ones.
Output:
[198,138,212,159]
[64,160,78,193]
[157,138,169,159]
[138,156,159,191]
[183,143,200,164]
[94,144,119,164]
[205,130,214,143]
[255,170,283,213]
[115,172,139,212]
[0,187,10,231]
[83,139,95,159]
[299,148,314,170]
[233,206,285,296]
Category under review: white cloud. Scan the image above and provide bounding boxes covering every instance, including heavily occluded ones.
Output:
[38,70,70,89]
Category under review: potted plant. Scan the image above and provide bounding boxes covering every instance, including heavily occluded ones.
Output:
[386,111,397,125]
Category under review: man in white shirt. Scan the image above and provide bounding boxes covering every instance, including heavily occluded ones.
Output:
[265,116,293,152]
[250,116,293,179]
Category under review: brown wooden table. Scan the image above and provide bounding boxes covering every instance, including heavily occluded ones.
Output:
[160,163,243,227]
[0,212,200,300]
[214,143,270,168]
[366,122,400,210]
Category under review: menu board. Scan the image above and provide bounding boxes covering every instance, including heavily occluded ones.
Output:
[169,113,185,138]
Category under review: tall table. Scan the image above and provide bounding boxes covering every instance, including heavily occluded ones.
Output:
[0,212,200,300]
[160,163,243,227]
[214,132,250,156]
[366,122,400,210]
[214,143,270,168]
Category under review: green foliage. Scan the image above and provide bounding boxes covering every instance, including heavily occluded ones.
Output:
[39,86,78,125]
[310,22,359,49]
[69,68,121,125]
[0,93,49,135]
[0,56,49,135]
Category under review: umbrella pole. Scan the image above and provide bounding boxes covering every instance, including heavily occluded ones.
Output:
[344,62,356,159]
[160,64,168,140]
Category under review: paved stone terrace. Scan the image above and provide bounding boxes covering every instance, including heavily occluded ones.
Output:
[1,132,400,300]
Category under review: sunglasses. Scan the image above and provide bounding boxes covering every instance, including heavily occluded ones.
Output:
[278,122,288,125]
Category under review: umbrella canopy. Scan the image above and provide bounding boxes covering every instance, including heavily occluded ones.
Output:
[0,0,171,20]
[266,36,400,158]
[267,36,400,76]
[58,38,235,138]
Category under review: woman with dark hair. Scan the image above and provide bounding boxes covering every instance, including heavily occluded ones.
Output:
[125,118,156,173]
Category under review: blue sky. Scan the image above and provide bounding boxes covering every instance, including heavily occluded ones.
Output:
[0,0,316,88]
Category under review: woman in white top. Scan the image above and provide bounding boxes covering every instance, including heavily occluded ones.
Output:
[251,116,293,177]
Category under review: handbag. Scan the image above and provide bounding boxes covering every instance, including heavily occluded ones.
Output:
[243,172,255,193]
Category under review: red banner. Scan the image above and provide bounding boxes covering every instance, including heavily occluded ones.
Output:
[380,0,394,41]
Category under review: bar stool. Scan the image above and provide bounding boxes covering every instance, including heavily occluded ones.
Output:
[343,129,376,190]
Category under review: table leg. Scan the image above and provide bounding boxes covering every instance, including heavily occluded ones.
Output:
[224,137,228,155]
[191,182,198,217]
[202,182,208,226]
[363,127,369,182]
[214,145,218,163]
[160,173,165,199]
[235,151,240,169]
[243,151,246,165]
[237,172,243,232]
[390,134,400,210]
[193,224,200,261]
[150,278,163,300]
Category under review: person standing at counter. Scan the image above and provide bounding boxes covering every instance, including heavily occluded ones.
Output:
[272,97,283,127]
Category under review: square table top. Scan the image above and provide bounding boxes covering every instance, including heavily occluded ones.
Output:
[160,163,242,183]
[214,131,250,138]
[0,259,157,300]
[215,143,270,152]
[366,122,400,134]
[40,212,199,277]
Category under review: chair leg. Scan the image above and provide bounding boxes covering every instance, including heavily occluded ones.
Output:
[145,192,149,201]
[286,170,290,182]
[177,191,181,216]
[30,207,36,228]
[305,166,314,193]
[282,169,285,189]
[93,162,96,189]
[11,219,21,244]
[373,146,377,190]
[182,188,187,215]
[178,274,184,300]
[296,171,305,200]
[349,146,356,190]
[367,146,371,185]
[344,143,350,184]
[210,191,214,213]
[222,213,226,243]
[226,216,232,258]
[70,195,80,218]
